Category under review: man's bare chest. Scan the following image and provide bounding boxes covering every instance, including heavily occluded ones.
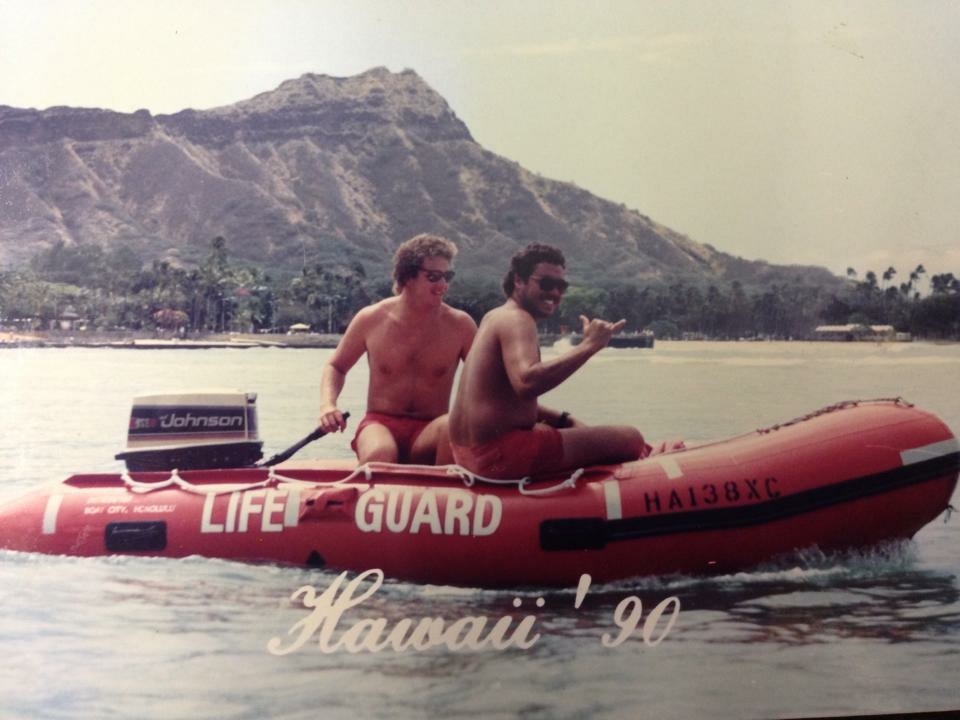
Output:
[366,325,459,377]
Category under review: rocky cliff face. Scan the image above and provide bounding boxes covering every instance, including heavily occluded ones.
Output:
[0,67,836,285]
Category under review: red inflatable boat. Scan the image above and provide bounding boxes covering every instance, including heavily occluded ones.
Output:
[0,396,956,587]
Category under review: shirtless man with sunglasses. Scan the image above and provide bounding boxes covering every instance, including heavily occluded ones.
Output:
[448,242,647,478]
[319,234,476,464]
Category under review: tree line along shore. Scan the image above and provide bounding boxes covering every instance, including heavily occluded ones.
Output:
[2,239,958,343]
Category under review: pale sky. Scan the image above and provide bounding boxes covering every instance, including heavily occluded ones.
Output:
[1,0,958,279]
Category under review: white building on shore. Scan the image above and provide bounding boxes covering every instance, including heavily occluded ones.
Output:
[813,324,910,342]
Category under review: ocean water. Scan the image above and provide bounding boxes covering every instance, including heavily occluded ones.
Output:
[1,341,958,720]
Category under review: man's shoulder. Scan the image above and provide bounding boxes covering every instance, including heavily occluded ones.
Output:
[472,305,530,343]
[339,299,397,341]
[484,303,532,327]
[440,303,478,329]
[355,297,398,321]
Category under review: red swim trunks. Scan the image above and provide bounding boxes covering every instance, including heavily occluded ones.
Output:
[351,412,432,462]
[450,424,566,479]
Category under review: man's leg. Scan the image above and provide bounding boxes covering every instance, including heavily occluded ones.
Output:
[354,423,400,463]
[409,415,452,465]
[558,425,645,468]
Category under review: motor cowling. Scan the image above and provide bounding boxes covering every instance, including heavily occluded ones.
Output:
[115,391,263,471]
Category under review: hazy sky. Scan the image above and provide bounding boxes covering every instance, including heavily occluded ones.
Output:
[1,0,958,278]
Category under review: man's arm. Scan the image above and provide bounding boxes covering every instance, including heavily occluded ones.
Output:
[500,313,625,400]
[536,405,584,428]
[457,310,478,360]
[318,309,371,432]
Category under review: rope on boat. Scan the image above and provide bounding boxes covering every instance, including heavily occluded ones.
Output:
[519,468,585,496]
[756,397,912,434]
[121,465,371,496]
[445,464,586,496]
[121,469,274,496]
[268,464,373,487]
[120,462,587,497]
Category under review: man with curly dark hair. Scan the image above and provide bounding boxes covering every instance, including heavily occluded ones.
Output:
[319,234,476,464]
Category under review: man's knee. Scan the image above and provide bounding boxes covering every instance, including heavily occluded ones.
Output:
[411,416,449,465]
[623,426,646,458]
[359,444,399,463]
[588,425,645,463]
[561,425,644,466]
[355,425,399,463]
[605,426,645,461]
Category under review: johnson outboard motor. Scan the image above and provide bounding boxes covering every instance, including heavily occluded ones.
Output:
[115,391,263,471]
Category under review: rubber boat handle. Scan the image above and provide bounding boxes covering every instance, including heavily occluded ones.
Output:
[258,412,350,467]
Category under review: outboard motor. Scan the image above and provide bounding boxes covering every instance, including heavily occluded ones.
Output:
[115,391,263,471]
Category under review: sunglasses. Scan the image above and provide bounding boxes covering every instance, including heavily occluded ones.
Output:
[529,275,569,293]
[418,268,456,283]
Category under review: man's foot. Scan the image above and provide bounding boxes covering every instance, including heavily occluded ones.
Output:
[643,439,686,457]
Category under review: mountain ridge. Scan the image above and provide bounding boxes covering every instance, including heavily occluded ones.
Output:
[0,67,839,288]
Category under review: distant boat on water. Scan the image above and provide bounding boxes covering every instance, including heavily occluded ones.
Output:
[541,331,655,349]
[607,332,655,348]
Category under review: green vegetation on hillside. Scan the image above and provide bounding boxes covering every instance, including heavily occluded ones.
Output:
[1,240,957,340]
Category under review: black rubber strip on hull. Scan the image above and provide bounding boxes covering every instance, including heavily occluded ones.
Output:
[540,452,960,551]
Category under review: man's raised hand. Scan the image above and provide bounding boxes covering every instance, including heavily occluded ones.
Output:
[579,315,626,350]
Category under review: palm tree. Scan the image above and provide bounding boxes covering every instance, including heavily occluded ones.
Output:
[930,273,958,294]
[882,266,897,288]
[908,264,927,299]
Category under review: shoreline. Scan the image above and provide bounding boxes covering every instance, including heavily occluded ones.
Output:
[2,332,952,349]
[0,331,343,349]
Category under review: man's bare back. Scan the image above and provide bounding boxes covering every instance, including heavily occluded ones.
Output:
[448,302,542,445]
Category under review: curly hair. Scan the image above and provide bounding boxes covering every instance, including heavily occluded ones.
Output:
[392,234,458,293]
[502,243,566,296]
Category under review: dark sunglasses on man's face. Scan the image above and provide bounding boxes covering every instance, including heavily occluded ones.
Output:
[530,275,569,293]
[418,268,456,283]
